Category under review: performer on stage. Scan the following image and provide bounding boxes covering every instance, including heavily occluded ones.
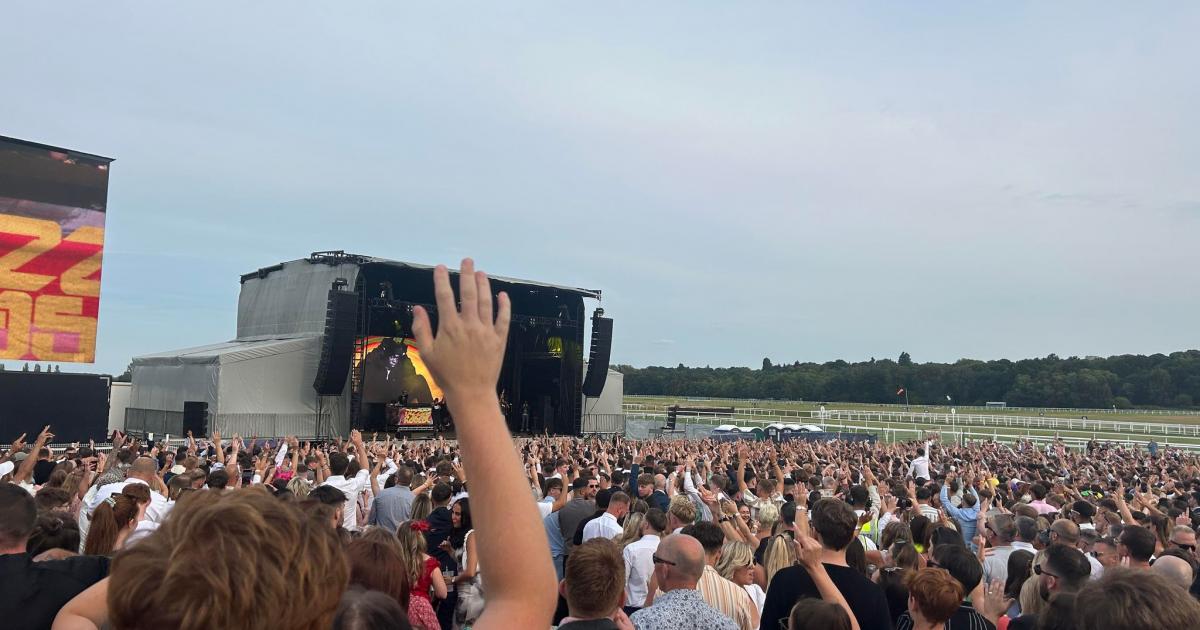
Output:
[520,402,530,433]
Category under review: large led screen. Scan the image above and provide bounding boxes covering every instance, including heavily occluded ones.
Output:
[0,137,112,363]
[354,336,444,404]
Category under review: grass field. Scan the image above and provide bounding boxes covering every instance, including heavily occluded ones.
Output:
[622,395,1200,450]
[624,395,1200,424]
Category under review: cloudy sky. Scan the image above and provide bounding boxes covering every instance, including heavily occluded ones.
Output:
[3,3,1198,375]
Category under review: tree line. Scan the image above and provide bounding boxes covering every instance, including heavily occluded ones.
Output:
[615,350,1200,409]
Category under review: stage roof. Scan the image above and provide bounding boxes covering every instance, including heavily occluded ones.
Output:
[241,252,602,300]
[133,336,315,366]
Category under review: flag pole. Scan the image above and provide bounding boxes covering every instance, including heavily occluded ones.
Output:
[905,388,910,411]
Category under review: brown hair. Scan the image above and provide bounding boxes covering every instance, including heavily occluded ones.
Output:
[84,494,138,556]
[347,529,412,606]
[1074,568,1200,630]
[107,489,348,630]
[788,598,851,630]
[906,568,963,625]
[811,498,857,550]
[564,538,625,619]
[121,483,152,507]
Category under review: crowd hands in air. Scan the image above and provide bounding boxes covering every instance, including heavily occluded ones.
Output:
[0,261,1197,630]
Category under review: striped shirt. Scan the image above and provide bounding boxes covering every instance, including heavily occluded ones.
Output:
[697,565,757,630]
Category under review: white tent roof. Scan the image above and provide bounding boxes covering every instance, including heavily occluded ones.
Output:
[133,336,317,366]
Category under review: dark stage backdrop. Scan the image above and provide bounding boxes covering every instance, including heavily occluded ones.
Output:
[0,372,111,443]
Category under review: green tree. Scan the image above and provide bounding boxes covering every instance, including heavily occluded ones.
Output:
[898,352,913,367]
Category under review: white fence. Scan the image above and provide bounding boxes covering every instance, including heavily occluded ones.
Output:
[624,395,1200,416]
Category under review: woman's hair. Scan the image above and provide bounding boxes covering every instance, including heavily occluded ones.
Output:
[287,476,312,500]
[409,493,432,521]
[333,587,413,630]
[348,530,411,606]
[614,512,645,549]
[46,468,69,489]
[450,499,472,548]
[394,521,429,583]
[1005,549,1035,601]
[890,542,921,571]
[910,516,933,549]
[787,598,851,630]
[27,513,80,557]
[880,521,913,551]
[715,540,754,582]
[1019,573,1045,619]
[906,568,963,625]
[764,534,797,588]
[84,494,139,556]
[846,537,869,578]
[107,489,349,630]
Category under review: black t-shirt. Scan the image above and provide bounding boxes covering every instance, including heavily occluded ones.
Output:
[32,460,56,486]
[0,552,110,630]
[760,563,893,630]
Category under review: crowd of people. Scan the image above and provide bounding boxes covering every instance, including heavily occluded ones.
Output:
[3,260,1200,630]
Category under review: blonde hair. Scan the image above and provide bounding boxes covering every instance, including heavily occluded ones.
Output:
[668,495,697,525]
[410,493,433,521]
[757,503,780,530]
[715,540,754,582]
[614,512,646,549]
[107,488,348,630]
[287,476,311,499]
[395,520,429,583]
[764,534,797,588]
[1019,573,1045,619]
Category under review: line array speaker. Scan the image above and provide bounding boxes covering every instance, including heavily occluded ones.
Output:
[582,313,613,397]
[313,287,358,396]
[182,401,209,437]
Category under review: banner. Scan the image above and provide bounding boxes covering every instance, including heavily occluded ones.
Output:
[0,137,112,363]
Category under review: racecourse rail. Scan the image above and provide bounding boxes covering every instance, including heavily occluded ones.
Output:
[624,395,1200,417]
[618,403,1200,452]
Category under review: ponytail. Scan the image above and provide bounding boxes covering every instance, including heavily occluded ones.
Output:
[85,494,138,556]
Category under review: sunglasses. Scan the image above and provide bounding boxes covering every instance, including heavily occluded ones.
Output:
[652,554,676,566]
[1033,564,1060,579]
[1171,541,1196,552]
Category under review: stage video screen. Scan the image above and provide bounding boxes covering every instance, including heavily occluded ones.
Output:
[355,336,444,404]
[0,137,112,363]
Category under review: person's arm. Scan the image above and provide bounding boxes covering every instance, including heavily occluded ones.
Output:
[15,425,53,484]
[350,430,369,477]
[1114,482,1136,525]
[52,577,108,630]
[455,532,479,582]
[795,535,861,630]
[941,478,964,520]
[431,562,449,599]
[411,260,556,630]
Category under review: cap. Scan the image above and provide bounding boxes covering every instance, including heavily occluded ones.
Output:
[170,464,186,475]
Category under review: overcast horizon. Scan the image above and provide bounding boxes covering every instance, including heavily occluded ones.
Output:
[3,3,1198,376]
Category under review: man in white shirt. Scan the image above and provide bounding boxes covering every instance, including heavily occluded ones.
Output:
[623,508,666,613]
[88,457,169,523]
[908,440,933,480]
[320,430,370,532]
[583,492,629,542]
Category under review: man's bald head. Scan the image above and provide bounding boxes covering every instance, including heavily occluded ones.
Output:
[1051,519,1080,545]
[130,456,159,479]
[1152,555,1194,590]
[658,534,706,587]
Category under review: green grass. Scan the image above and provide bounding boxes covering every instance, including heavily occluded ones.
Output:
[624,395,1200,424]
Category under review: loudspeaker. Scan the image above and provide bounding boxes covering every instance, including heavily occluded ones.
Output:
[582,314,613,397]
[182,401,209,437]
[313,286,358,395]
[665,405,678,431]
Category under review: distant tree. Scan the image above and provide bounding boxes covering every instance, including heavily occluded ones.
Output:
[1173,394,1194,409]
[898,352,913,367]
[762,357,773,370]
[1112,396,1133,409]
[115,362,133,383]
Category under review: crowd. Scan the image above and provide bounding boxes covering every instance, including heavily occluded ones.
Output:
[3,261,1200,630]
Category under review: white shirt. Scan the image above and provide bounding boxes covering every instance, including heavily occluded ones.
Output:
[582,512,623,543]
[623,534,660,606]
[537,496,555,519]
[909,442,932,480]
[743,583,766,615]
[124,519,159,547]
[322,469,370,531]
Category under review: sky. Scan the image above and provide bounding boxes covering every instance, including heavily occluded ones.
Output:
[2,3,1198,376]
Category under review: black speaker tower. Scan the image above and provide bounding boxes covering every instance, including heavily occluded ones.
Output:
[182,401,209,437]
[581,309,613,398]
[313,281,358,396]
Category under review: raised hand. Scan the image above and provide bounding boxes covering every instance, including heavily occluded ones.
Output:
[411,259,511,404]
